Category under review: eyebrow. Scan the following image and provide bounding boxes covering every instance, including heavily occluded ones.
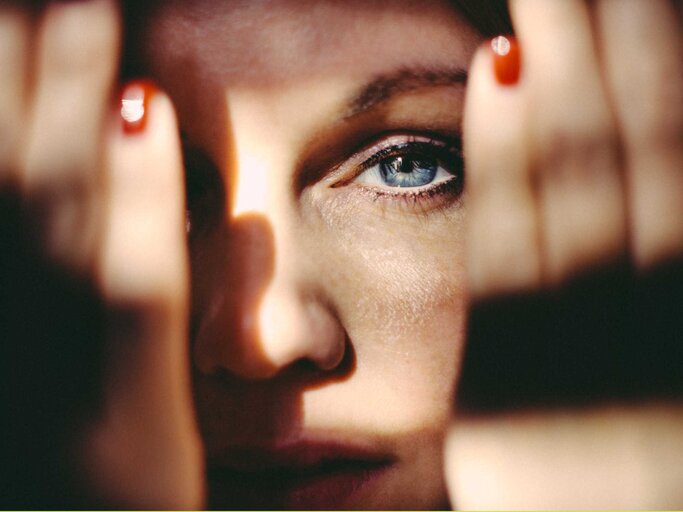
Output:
[344,66,468,118]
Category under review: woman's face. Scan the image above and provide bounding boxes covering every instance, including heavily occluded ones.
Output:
[138,1,481,508]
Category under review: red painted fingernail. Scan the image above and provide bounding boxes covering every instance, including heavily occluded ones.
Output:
[120,80,156,134]
[490,35,521,86]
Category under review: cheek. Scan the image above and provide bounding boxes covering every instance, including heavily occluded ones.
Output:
[309,189,467,334]
[302,193,467,431]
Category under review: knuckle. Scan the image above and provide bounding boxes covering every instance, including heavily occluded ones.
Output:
[133,282,188,323]
[128,288,186,325]
[0,122,20,166]
[42,1,119,76]
[25,146,97,188]
[617,59,683,155]
[533,120,619,178]
[145,277,187,312]
[629,99,683,156]
[640,122,683,158]
[104,258,187,312]
[0,91,25,174]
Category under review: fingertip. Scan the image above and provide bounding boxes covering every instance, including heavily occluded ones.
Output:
[466,35,522,102]
[465,42,494,93]
[464,37,539,299]
[114,81,179,143]
[119,80,157,135]
[103,81,186,302]
[464,39,528,179]
[490,35,521,86]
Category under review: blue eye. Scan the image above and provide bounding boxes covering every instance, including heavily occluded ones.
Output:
[379,155,438,188]
[353,141,459,190]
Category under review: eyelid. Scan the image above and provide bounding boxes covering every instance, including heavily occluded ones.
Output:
[326,133,462,188]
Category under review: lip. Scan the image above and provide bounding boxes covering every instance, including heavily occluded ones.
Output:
[207,440,395,509]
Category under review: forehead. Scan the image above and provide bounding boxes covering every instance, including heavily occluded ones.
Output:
[141,0,480,86]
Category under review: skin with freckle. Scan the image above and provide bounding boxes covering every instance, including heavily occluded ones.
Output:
[128,0,483,508]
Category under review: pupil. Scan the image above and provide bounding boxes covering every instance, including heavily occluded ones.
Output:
[379,154,440,188]
[387,156,436,174]
[391,157,412,173]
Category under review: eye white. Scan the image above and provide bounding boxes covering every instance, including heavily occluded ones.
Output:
[353,162,454,188]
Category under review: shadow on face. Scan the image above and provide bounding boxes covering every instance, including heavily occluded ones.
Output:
[120,0,505,508]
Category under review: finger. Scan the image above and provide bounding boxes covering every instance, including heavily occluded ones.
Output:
[100,86,189,335]
[446,404,683,509]
[21,0,120,273]
[0,2,31,184]
[464,41,541,298]
[510,0,627,284]
[89,84,203,509]
[593,0,683,269]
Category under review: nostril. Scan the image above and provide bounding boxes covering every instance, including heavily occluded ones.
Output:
[316,347,345,371]
[291,335,356,386]
[309,319,347,371]
[231,290,347,379]
[191,211,350,380]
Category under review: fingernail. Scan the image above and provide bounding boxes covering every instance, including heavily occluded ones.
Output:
[120,80,156,134]
[490,35,521,86]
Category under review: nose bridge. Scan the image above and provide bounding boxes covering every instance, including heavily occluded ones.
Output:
[192,135,346,379]
[228,212,277,331]
[230,145,272,218]
[218,211,345,379]
[214,104,289,376]
[225,130,282,315]
[225,129,294,374]
[224,211,280,377]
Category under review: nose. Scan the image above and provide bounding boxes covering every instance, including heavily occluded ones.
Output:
[193,214,347,380]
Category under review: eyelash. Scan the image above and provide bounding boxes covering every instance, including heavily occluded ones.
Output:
[182,134,465,236]
[331,135,465,210]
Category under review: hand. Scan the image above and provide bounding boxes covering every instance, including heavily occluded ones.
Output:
[0,1,202,508]
[448,0,683,508]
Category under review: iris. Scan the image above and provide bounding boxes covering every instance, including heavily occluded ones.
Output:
[379,155,438,188]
